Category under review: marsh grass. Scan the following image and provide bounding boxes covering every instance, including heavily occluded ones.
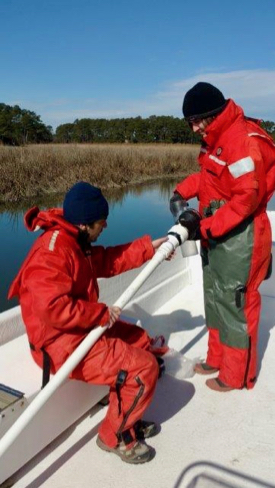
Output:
[0,143,199,204]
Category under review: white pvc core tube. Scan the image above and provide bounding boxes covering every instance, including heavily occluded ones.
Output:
[0,224,188,458]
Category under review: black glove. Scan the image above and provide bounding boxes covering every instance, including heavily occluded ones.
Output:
[178,208,201,240]
[169,192,188,223]
[193,226,202,241]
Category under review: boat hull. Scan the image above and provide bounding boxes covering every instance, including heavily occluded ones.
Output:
[0,251,195,484]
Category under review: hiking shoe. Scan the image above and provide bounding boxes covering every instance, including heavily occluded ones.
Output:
[96,436,155,464]
[134,420,160,439]
[206,377,235,392]
[194,362,219,375]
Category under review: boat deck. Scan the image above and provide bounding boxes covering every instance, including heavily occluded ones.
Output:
[3,274,275,488]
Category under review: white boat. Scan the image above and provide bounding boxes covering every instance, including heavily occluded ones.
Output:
[1,213,275,488]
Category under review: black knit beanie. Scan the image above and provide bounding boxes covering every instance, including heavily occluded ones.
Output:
[63,181,109,225]
[182,82,227,120]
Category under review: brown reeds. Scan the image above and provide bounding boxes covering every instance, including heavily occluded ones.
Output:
[0,143,199,204]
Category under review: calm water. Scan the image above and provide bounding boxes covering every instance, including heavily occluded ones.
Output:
[0,181,185,313]
[2,182,275,313]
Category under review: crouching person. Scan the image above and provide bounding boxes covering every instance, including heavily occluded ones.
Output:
[8,181,170,464]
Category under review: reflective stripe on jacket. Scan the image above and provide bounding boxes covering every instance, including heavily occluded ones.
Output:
[176,99,275,240]
[8,207,154,369]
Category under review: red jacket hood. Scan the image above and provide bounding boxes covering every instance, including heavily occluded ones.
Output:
[24,206,78,237]
[204,99,273,148]
[8,208,79,300]
[204,99,245,147]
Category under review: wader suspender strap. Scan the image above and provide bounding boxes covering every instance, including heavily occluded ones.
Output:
[29,343,51,389]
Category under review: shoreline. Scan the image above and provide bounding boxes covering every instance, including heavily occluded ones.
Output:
[0,143,199,207]
[0,174,187,213]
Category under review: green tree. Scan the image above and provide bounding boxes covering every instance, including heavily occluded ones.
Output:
[261,120,275,141]
[55,123,75,143]
[0,103,53,145]
[54,115,275,145]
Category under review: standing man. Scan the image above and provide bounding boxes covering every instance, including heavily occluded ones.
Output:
[9,181,170,463]
[172,82,275,392]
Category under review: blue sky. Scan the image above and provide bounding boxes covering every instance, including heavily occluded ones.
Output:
[1,0,275,130]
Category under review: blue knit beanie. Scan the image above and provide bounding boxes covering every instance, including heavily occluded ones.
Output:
[63,182,109,225]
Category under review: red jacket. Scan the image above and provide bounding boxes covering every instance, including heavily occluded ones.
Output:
[9,207,154,369]
[176,99,275,239]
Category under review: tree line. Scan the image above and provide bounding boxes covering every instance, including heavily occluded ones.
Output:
[54,116,201,144]
[1,102,275,146]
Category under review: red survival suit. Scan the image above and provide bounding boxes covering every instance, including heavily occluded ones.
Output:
[9,207,164,447]
[176,99,275,389]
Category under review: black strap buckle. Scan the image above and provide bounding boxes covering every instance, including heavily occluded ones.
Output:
[235,285,247,308]
[156,357,165,378]
[29,343,51,389]
[115,370,128,415]
[41,348,51,389]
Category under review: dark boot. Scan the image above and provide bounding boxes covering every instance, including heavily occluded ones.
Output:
[134,420,160,439]
[96,436,155,464]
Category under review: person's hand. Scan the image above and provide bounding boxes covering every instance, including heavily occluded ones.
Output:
[108,306,121,327]
[165,250,176,261]
[152,237,168,250]
[152,237,176,260]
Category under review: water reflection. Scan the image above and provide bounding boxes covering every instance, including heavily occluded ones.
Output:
[2,180,274,314]
[0,179,177,218]
[0,180,180,312]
